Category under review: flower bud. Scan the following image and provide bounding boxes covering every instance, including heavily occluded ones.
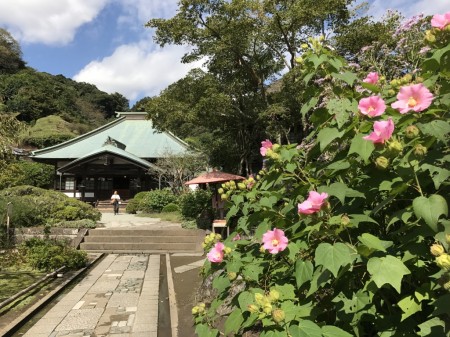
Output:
[390,79,399,88]
[387,89,396,96]
[405,125,420,139]
[215,233,222,240]
[388,140,403,154]
[238,182,246,190]
[295,57,304,64]
[255,293,265,306]
[227,272,237,281]
[272,309,286,323]
[224,247,232,255]
[425,30,436,43]
[375,156,389,170]
[341,214,351,226]
[414,144,427,157]
[192,306,199,315]
[431,243,445,257]
[248,304,259,313]
[263,303,272,314]
[260,245,266,253]
[218,188,224,194]
[221,193,228,200]
[301,43,309,49]
[268,289,280,302]
[436,254,450,270]
[402,74,412,83]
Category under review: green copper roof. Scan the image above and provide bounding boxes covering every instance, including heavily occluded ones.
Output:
[57,144,160,173]
[31,112,190,160]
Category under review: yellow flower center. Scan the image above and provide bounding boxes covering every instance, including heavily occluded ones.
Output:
[272,239,279,246]
[368,106,374,112]
[408,97,417,107]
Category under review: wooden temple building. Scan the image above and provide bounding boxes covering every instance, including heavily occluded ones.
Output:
[30,112,190,202]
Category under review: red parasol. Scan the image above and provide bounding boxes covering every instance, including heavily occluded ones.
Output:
[185,170,245,185]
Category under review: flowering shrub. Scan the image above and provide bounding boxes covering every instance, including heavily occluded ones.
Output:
[195,13,450,337]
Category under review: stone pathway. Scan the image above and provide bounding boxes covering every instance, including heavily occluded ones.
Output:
[22,254,160,337]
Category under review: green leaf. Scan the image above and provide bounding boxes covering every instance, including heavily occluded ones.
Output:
[398,295,421,321]
[317,128,345,152]
[332,71,358,86]
[315,242,355,277]
[433,293,450,315]
[295,260,314,288]
[319,182,364,205]
[348,133,375,163]
[224,308,244,335]
[418,317,446,337]
[288,320,322,337]
[238,291,254,312]
[273,284,296,300]
[413,194,448,232]
[195,324,219,337]
[310,54,329,69]
[367,256,410,293]
[326,159,350,173]
[417,120,450,142]
[358,233,392,252]
[301,97,319,118]
[360,82,380,93]
[212,275,230,292]
[242,263,264,282]
[322,325,353,337]
[421,164,450,190]
[326,98,355,129]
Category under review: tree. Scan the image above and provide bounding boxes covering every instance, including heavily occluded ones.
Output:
[146,0,355,173]
[149,151,209,193]
[0,28,25,74]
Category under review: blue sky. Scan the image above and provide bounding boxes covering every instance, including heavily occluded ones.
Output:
[0,0,449,106]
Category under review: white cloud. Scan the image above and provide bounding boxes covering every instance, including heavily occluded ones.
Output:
[115,0,179,29]
[0,0,108,45]
[366,0,450,19]
[73,41,203,102]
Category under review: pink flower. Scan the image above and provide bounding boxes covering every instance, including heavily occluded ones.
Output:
[391,84,434,114]
[260,139,273,156]
[298,191,329,215]
[431,12,450,30]
[358,96,386,117]
[232,234,241,241]
[262,228,288,254]
[207,242,225,263]
[363,118,395,144]
[363,72,379,84]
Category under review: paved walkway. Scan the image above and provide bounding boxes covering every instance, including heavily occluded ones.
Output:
[19,213,205,337]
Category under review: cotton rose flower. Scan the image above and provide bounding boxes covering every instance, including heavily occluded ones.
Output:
[207,242,225,263]
[260,139,273,156]
[391,83,434,114]
[363,118,395,144]
[262,228,288,254]
[363,72,379,84]
[431,12,450,30]
[298,191,329,215]
[358,96,386,117]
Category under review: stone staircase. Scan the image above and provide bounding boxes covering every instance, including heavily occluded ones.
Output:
[95,200,129,213]
[80,228,205,253]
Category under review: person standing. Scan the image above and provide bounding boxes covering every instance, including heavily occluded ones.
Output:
[111,191,121,215]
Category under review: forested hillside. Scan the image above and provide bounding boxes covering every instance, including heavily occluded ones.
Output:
[0,28,129,148]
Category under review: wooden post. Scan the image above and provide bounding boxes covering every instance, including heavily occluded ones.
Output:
[6,202,12,246]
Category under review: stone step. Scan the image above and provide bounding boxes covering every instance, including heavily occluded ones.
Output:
[88,228,202,237]
[79,242,200,252]
[83,235,200,243]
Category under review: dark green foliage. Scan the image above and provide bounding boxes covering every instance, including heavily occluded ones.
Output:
[19,238,87,271]
[133,191,151,200]
[125,198,140,214]
[0,185,101,227]
[161,203,180,213]
[0,28,25,74]
[179,189,213,222]
[15,161,54,188]
[139,189,178,213]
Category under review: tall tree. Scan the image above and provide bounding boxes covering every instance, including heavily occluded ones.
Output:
[146,0,354,173]
[0,28,25,74]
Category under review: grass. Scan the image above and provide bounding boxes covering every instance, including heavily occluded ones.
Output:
[135,211,183,223]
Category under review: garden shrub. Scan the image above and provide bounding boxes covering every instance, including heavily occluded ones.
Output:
[161,203,180,213]
[195,16,450,337]
[19,238,88,271]
[52,219,97,229]
[0,185,101,227]
[139,188,178,213]
[125,198,140,214]
[179,189,213,229]
[133,191,150,200]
